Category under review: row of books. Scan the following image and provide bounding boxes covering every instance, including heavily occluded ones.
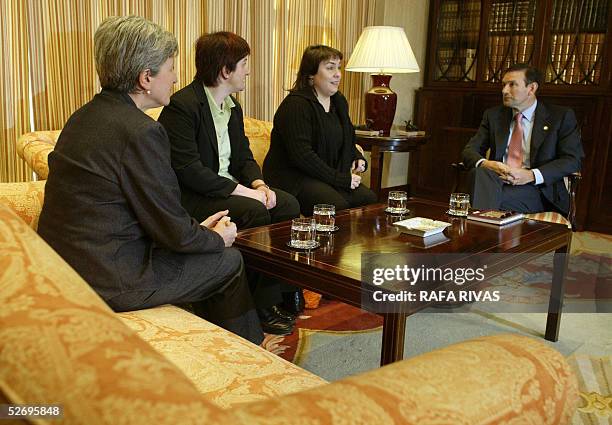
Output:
[547,32,604,85]
[435,48,479,82]
[551,0,609,32]
[437,34,604,85]
[485,35,534,73]
[489,0,536,33]
[438,0,480,43]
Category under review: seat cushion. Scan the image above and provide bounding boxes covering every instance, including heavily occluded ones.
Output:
[118,305,326,408]
[0,180,46,230]
[525,211,571,228]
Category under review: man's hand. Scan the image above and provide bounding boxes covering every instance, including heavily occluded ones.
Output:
[255,185,276,209]
[201,210,229,229]
[231,184,266,206]
[481,160,511,178]
[506,168,535,185]
[211,216,237,247]
[351,159,366,174]
[350,173,361,189]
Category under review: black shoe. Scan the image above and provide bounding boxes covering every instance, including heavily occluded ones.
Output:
[257,308,295,336]
[271,305,296,322]
[282,291,305,315]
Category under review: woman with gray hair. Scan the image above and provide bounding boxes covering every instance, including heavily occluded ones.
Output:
[38,16,263,344]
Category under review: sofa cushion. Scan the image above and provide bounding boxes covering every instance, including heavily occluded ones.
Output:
[0,202,225,423]
[118,305,326,408]
[243,117,273,167]
[0,180,46,230]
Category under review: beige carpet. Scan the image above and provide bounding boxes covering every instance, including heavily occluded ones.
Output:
[263,231,612,424]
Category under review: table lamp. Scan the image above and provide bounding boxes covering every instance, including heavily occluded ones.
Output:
[346,26,420,136]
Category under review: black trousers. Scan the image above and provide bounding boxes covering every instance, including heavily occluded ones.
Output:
[468,167,548,213]
[295,175,378,217]
[181,187,301,308]
[107,247,263,345]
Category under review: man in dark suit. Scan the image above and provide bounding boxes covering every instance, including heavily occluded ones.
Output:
[462,63,584,214]
[158,32,301,335]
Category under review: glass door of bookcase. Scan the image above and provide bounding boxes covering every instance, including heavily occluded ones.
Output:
[484,0,538,82]
[546,0,609,85]
[434,0,481,81]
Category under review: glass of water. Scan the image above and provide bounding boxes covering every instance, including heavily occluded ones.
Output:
[448,193,470,216]
[290,218,317,249]
[387,191,408,214]
[313,204,336,232]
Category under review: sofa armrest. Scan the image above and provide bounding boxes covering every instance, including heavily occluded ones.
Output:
[229,334,578,424]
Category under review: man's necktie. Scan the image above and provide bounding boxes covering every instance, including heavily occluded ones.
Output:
[507,112,524,168]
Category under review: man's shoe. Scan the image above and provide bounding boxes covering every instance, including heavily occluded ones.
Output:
[271,305,296,322]
[257,308,295,336]
[282,291,305,315]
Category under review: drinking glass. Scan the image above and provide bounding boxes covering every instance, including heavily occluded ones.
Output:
[313,204,336,232]
[387,191,408,214]
[290,218,317,249]
[448,193,470,216]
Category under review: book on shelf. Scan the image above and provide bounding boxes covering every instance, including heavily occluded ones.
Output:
[467,210,524,225]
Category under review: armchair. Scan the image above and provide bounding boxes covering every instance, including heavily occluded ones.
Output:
[451,161,581,230]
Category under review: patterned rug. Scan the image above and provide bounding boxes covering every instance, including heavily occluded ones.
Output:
[262,232,612,424]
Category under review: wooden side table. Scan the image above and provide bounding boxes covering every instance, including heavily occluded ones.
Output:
[355,133,428,199]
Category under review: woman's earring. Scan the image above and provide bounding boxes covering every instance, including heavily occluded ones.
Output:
[146,90,151,95]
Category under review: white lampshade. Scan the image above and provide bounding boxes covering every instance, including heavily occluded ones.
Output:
[346,26,420,74]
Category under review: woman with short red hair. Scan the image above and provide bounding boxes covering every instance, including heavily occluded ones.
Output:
[158,32,300,335]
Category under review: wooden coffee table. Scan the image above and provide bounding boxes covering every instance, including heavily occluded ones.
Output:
[234,200,572,366]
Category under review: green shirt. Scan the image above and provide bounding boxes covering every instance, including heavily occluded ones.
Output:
[204,85,237,182]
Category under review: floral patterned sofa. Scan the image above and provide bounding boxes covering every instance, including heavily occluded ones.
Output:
[0,179,579,424]
[16,107,273,180]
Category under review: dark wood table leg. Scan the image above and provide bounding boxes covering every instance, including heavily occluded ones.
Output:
[380,312,406,366]
[545,242,571,341]
[369,145,383,201]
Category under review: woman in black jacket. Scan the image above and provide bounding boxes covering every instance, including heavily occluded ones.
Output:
[38,16,262,344]
[158,32,300,332]
[263,45,377,216]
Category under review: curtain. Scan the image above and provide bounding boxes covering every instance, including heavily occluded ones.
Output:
[0,0,30,182]
[1,0,376,182]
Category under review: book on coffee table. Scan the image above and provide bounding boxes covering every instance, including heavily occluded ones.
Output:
[393,217,451,237]
[396,130,426,137]
[467,210,524,225]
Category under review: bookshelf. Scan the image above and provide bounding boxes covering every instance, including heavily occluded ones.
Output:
[414,0,612,233]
